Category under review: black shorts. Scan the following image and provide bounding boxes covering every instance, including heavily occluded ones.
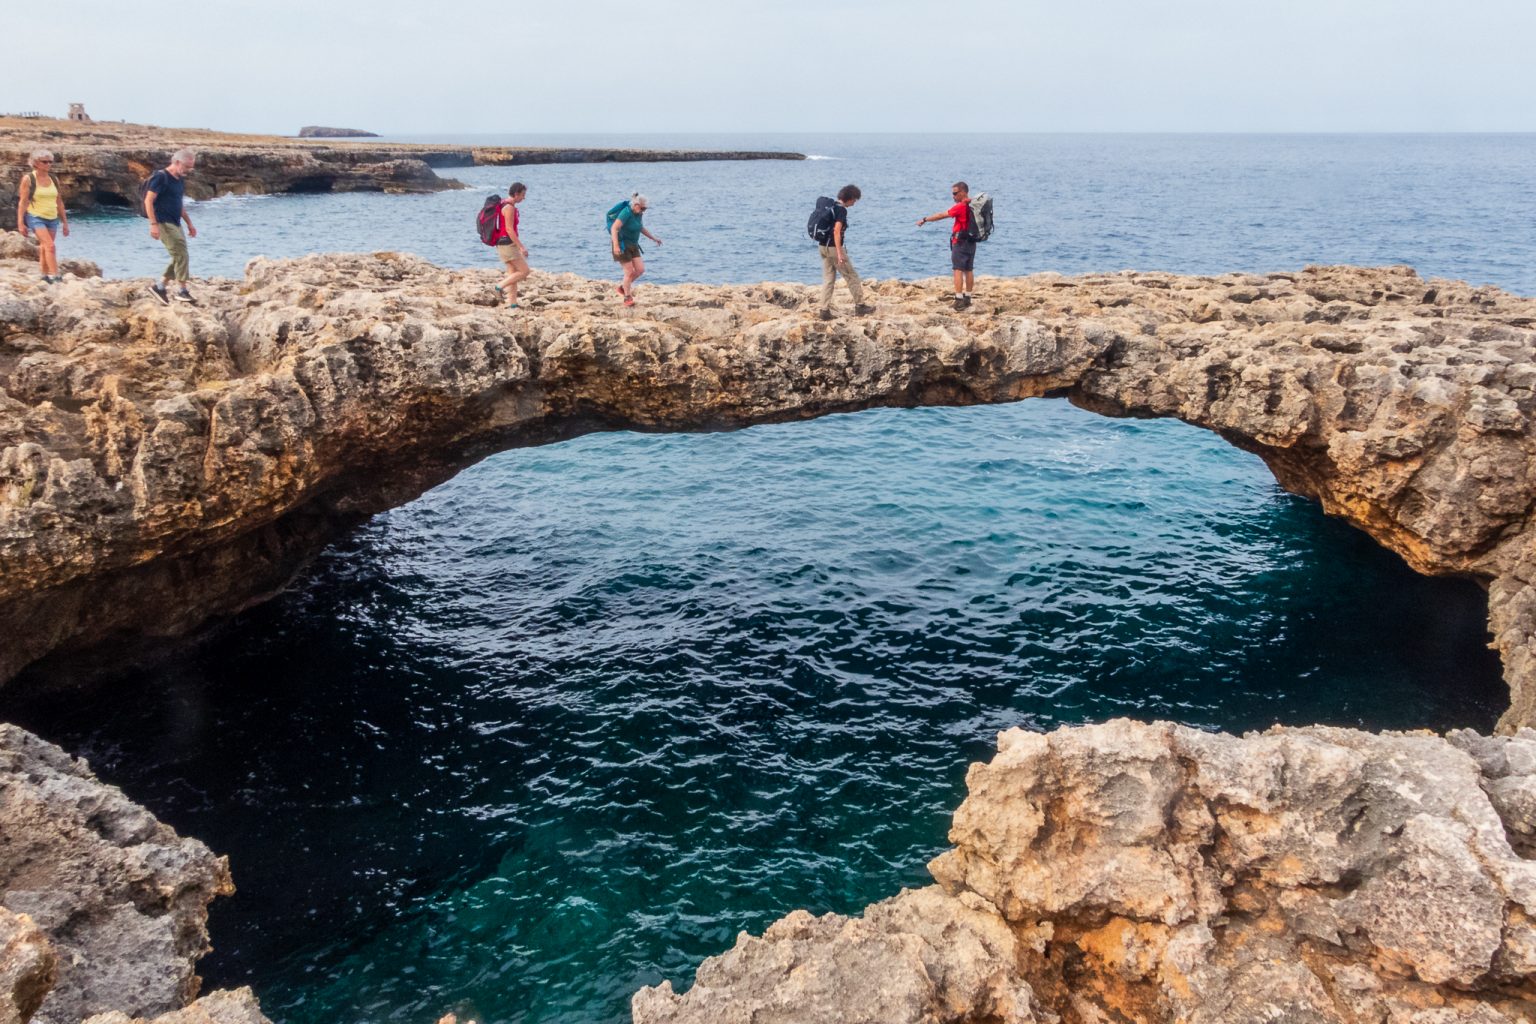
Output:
[950,237,977,272]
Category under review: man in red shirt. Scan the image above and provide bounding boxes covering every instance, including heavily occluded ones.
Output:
[916,181,976,310]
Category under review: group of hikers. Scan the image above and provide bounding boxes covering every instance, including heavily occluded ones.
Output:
[15,146,200,303]
[17,147,994,314]
[480,180,992,314]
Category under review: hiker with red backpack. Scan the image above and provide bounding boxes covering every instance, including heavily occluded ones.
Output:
[607,193,661,307]
[496,183,530,308]
[475,183,530,309]
[917,181,992,311]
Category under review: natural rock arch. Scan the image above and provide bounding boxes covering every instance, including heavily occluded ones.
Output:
[2,254,1534,728]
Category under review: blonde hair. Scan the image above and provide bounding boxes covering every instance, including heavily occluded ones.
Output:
[28,149,53,165]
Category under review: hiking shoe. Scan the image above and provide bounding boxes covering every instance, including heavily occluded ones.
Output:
[853,304,876,316]
[149,283,170,305]
[623,297,636,308]
[818,308,834,321]
[174,289,197,305]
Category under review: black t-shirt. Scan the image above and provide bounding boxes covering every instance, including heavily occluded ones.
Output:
[829,202,849,241]
[147,168,185,224]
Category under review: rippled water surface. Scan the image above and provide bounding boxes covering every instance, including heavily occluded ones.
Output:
[8,133,1525,1024]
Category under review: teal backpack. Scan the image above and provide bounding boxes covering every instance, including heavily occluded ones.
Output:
[605,200,630,231]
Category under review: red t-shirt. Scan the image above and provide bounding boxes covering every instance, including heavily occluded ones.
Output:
[947,201,971,240]
[501,202,519,243]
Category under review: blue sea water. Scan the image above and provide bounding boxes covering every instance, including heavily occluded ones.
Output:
[9,134,1530,1024]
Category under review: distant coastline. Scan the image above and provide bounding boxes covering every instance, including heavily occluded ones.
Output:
[0,117,806,213]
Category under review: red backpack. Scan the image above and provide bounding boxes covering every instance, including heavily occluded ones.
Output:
[476,195,508,245]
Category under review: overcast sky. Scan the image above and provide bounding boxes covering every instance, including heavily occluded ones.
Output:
[5,0,1533,134]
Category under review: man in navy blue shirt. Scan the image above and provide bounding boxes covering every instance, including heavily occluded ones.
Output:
[144,149,198,304]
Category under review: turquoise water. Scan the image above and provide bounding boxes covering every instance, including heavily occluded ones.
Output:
[8,134,1525,1024]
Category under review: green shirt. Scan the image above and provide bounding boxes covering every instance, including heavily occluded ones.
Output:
[615,206,643,249]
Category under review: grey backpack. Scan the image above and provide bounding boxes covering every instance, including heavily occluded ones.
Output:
[967,193,994,242]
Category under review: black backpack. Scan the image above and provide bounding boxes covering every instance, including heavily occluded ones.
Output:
[134,172,162,218]
[807,196,838,245]
[476,194,505,245]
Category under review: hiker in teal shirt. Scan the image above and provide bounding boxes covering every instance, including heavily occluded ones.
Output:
[609,192,662,307]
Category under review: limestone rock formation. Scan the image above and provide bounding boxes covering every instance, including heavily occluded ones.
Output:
[0,233,100,280]
[2,254,1535,728]
[0,725,233,1024]
[0,910,56,1024]
[0,117,802,213]
[632,719,1536,1024]
[82,988,270,1024]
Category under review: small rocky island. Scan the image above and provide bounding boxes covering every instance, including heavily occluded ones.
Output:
[2,243,1535,1023]
[296,126,379,138]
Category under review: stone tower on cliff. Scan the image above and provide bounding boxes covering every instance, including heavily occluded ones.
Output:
[67,104,90,123]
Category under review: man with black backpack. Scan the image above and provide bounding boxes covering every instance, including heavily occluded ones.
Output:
[917,181,979,310]
[809,185,874,321]
[143,149,199,305]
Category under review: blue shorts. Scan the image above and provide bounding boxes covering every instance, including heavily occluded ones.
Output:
[23,213,60,233]
[950,237,977,272]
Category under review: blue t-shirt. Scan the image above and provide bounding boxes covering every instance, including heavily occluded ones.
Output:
[147,168,185,224]
[615,206,643,249]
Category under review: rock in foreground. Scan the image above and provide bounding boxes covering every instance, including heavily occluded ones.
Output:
[634,719,1536,1024]
[0,726,233,1024]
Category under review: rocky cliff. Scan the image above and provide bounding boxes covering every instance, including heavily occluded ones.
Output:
[632,719,1536,1024]
[0,118,804,213]
[0,726,234,1024]
[2,253,1534,728]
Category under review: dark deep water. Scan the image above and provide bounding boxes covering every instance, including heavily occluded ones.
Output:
[10,132,1530,1023]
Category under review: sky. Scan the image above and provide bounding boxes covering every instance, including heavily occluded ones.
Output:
[4,0,1533,134]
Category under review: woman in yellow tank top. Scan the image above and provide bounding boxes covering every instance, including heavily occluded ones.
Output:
[15,149,70,284]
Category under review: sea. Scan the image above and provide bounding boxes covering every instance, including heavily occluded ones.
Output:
[8,133,1534,1024]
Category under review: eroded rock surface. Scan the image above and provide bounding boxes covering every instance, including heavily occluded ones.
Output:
[2,255,1535,727]
[0,725,232,1024]
[0,909,55,1024]
[633,720,1536,1024]
[81,988,270,1024]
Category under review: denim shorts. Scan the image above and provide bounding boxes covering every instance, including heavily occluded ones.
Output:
[23,213,60,233]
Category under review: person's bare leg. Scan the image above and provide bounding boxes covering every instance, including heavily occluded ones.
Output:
[952,268,964,295]
[963,270,974,294]
[36,225,57,277]
[624,256,646,299]
[502,258,530,304]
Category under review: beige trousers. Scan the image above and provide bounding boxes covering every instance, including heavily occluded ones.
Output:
[818,245,864,309]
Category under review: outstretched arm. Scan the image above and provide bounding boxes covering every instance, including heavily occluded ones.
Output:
[916,210,956,227]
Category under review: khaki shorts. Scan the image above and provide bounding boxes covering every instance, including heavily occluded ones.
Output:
[497,242,526,267]
[613,244,642,263]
